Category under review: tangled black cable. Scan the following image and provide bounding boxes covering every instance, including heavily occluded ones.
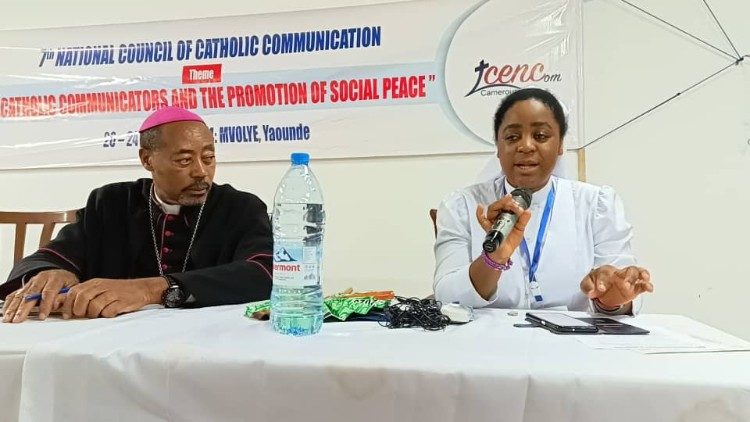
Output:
[380,296,450,331]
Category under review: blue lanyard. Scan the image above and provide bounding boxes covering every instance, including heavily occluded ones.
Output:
[520,182,556,281]
[502,180,556,300]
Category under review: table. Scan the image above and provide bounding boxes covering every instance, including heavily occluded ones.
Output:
[3,306,750,422]
[0,310,170,421]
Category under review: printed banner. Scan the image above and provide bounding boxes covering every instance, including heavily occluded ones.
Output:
[0,0,582,169]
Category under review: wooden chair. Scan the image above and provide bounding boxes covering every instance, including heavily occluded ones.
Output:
[427,209,438,301]
[0,210,78,264]
[429,208,437,237]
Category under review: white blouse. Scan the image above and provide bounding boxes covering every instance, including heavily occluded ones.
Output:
[433,176,640,312]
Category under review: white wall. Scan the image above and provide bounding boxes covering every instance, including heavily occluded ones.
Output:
[1,0,749,339]
[582,0,750,340]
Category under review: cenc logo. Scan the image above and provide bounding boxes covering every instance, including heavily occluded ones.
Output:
[465,59,562,97]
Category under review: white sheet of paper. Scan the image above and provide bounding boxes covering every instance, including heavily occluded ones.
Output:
[574,326,750,354]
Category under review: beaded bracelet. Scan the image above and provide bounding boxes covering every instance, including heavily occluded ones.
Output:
[481,251,513,271]
[593,298,624,314]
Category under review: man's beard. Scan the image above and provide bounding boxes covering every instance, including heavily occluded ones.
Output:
[177,182,211,206]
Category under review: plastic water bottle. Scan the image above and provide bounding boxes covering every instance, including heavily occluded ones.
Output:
[271,152,325,336]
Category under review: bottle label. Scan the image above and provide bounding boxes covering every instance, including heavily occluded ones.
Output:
[273,241,319,287]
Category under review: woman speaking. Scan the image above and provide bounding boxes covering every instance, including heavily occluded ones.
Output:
[433,88,653,314]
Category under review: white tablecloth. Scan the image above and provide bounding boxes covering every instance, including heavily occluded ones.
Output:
[0,309,180,421]
[3,306,750,422]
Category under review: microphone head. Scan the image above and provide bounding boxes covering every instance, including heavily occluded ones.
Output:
[510,188,532,209]
[482,232,501,253]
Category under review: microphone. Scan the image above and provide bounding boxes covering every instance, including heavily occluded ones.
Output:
[482,188,532,253]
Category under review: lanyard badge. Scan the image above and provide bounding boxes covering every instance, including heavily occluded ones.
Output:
[504,180,556,303]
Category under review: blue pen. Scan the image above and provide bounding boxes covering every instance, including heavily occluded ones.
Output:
[24,287,71,302]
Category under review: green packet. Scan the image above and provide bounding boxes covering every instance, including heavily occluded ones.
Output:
[244,300,270,318]
[244,296,390,321]
[324,296,390,321]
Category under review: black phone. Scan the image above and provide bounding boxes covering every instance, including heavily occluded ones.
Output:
[577,317,650,335]
[525,312,599,333]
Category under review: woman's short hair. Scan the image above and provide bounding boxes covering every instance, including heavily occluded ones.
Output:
[493,88,568,140]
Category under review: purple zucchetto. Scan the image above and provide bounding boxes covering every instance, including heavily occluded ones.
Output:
[139,106,204,133]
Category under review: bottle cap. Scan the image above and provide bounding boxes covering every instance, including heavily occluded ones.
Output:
[291,152,310,165]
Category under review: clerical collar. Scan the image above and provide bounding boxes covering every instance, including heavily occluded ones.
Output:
[502,177,554,208]
[152,187,181,215]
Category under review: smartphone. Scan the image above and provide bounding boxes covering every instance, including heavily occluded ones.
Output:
[577,317,650,335]
[525,312,599,333]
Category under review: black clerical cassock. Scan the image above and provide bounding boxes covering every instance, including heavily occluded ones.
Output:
[1,179,272,306]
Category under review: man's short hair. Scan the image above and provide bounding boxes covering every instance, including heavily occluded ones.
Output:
[140,127,161,150]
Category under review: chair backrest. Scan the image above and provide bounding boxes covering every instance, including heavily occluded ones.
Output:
[426,209,439,301]
[0,210,78,264]
[429,209,437,237]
